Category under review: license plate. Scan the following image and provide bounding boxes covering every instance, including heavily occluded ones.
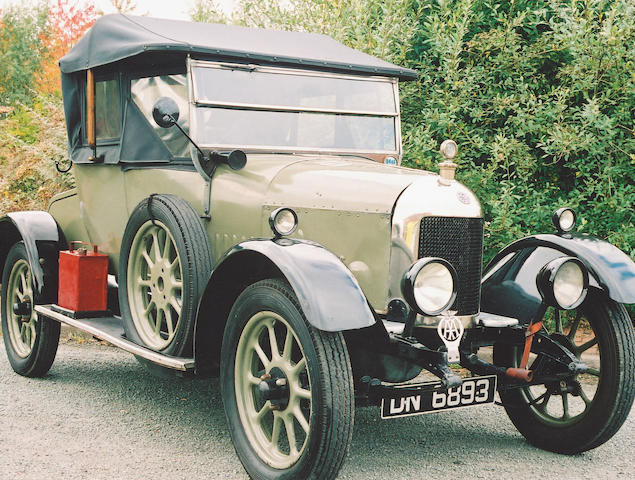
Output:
[380,375,497,419]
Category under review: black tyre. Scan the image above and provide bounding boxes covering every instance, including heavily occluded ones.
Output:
[119,195,212,356]
[1,242,60,377]
[221,279,354,480]
[494,292,635,454]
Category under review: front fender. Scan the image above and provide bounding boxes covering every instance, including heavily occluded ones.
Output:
[193,238,376,375]
[0,211,63,294]
[207,238,375,331]
[481,233,635,323]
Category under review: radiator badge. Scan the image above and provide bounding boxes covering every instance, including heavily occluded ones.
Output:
[437,311,464,363]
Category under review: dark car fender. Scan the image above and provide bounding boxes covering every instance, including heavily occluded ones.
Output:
[193,238,376,374]
[0,211,63,297]
[481,233,635,324]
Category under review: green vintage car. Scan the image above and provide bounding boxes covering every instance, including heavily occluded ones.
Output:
[2,14,634,480]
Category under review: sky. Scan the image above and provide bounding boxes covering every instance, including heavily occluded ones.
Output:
[0,0,241,19]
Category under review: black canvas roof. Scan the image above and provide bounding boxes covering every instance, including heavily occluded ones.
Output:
[59,14,417,80]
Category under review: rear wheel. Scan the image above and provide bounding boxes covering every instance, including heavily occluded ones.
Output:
[221,279,354,480]
[1,242,59,377]
[494,292,635,453]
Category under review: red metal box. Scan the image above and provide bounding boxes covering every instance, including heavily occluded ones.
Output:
[58,242,108,312]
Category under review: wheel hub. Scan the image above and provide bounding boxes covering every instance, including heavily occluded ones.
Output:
[258,368,290,409]
[13,299,32,319]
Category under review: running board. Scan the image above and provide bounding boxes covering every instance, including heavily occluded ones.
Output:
[35,305,195,372]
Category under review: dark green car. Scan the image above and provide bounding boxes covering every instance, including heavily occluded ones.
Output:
[1,14,634,480]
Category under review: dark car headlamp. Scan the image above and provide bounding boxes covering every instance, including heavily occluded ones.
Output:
[537,257,589,310]
[402,257,458,316]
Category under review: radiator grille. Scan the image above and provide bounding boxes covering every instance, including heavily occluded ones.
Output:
[418,217,484,315]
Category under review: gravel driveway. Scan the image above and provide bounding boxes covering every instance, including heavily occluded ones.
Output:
[1,338,633,480]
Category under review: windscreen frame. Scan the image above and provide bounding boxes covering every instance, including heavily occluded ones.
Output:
[188,59,402,157]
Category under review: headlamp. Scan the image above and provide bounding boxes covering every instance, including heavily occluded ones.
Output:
[537,257,588,310]
[402,257,458,316]
[269,208,298,237]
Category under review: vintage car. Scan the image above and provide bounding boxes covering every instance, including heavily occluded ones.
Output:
[1,14,634,480]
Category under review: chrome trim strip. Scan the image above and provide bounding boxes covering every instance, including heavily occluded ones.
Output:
[35,305,195,371]
[194,100,397,117]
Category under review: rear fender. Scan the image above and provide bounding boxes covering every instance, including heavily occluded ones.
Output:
[0,212,63,297]
[481,233,635,324]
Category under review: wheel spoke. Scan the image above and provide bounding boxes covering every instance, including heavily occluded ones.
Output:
[165,309,174,336]
[20,322,28,343]
[579,388,592,406]
[142,250,154,269]
[562,394,570,420]
[154,308,164,333]
[267,322,280,359]
[169,297,182,316]
[295,387,311,400]
[282,327,293,361]
[283,415,298,455]
[169,257,180,274]
[587,368,600,377]
[271,414,282,446]
[535,391,552,412]
[163,233,172,260]
[293,406,309,433]
[256,402,270,421]
[19,271,27,293]
[137,277,152,288]
[292,357,306,376]
[253,342,271,369]
[567,311,582,340]
[246,373,261,386]
[151,231,161,262]
[143,300,156,317]
[28,323,36,347]
[172,280,183,291]
[577,337,598,354]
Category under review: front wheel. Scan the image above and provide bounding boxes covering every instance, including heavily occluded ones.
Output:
[494,292,635,454]
[221,279,354,480]
[1,242,60,377]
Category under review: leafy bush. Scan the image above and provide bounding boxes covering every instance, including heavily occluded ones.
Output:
[0,2,49,105]
[0,94,73,213]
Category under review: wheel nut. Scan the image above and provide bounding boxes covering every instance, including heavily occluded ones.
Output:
[275,378,287,387]
[269,404,279,411]
[260,373,271,380]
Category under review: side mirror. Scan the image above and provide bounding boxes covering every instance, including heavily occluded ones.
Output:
[152,97,180,128]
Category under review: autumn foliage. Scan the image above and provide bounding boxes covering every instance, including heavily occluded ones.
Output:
[38,0,98,95]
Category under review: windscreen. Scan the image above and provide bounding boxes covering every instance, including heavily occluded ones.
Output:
[192,64,398,153]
